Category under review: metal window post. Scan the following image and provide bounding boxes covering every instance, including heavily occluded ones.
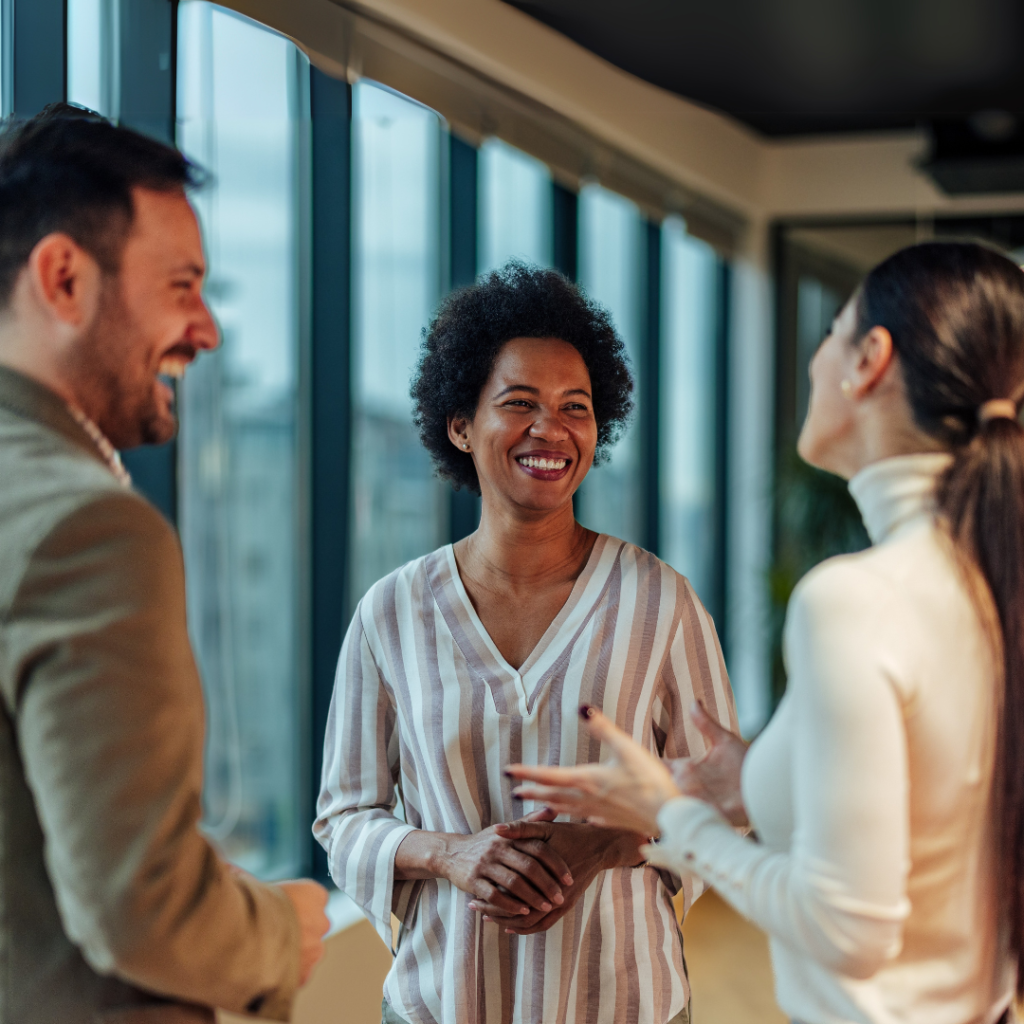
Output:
[641,219,661,557]
[2,0,66,117]
[552,181,578,281]
[309,66,352,880]
[449,133,481,542]
[711,258,732,639]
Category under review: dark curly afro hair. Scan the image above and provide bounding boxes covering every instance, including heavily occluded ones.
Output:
[411,260,634,494]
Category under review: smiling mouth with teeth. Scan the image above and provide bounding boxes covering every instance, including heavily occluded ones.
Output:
[518,455,569,471]
[158,353,193,379]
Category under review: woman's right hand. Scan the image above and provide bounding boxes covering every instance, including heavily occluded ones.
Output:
[668,701,750,828]
[439,825,574,916]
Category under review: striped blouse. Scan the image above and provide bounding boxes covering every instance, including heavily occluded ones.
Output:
[315,535,738,1024]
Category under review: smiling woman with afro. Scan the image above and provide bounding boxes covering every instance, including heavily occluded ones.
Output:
[411,260,635,492]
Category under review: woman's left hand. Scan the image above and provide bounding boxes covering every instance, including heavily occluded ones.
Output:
[506,705,681,836]
[468,820,645,934]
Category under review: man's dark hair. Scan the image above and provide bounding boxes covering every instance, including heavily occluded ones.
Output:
[0,102,203,307]
[411,260,634,493]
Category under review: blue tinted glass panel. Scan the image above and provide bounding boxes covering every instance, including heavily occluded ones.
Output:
[350,81,447,606]
[176,2,307,878]
[478,137,552,274]
[576,183,644,546]
[66,0,113,116]
[659,217,719,602]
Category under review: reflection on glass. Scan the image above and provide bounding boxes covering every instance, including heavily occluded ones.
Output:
[66,0,115,116]
[177,2,306,878]
[576,183,644,546]
[659,217,719,603]
[350,81,447,607]
[478,137,552,274]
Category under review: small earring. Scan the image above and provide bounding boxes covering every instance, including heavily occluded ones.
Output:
[462,443,470,450]
[840,379,853,397]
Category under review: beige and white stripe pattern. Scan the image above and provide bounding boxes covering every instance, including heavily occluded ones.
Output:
[315,535,738,1024]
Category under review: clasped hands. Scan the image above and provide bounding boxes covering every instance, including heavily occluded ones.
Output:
[450,808,644,935]
[447,701,747,934]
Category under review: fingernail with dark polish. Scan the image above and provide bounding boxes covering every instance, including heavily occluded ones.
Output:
[579,704,594,719]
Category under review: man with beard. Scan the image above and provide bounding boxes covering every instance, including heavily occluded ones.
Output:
[0,105,328,1023]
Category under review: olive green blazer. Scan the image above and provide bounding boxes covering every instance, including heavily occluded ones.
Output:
[0,366,300,1024]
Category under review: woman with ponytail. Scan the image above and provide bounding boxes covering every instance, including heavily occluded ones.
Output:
[507,242,1024,1023]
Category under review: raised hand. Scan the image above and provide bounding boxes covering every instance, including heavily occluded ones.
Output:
[669,701,749,827]
[506,705,680,836]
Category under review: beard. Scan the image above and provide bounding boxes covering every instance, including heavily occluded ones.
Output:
[66,278,177,450]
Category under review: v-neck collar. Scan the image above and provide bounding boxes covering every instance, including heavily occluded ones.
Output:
[427,534,623,715]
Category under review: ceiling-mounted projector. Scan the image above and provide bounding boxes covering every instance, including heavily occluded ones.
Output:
[922,112,1024,195]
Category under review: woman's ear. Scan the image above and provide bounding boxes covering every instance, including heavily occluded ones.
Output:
[852,326,895,397]
[447,415,471,452]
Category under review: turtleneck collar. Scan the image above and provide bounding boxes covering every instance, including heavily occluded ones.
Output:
[848,452,953,545]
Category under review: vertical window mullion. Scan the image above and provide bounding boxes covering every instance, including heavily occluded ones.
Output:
[448,133,480,542]
[552,181,578,282]
[8,0,65,116]
[642,219,661,556]
[712,258,731,637]
[309,67,352,881]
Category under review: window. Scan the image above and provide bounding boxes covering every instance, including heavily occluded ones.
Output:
[176,2,308,878]
[794,277,844,427]
[67,0,114,116]
[478,137,552,274]
[659,218,720,604]
[349,81,448,607]
[575,183,646,547]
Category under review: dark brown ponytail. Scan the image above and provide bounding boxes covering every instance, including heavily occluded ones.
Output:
[857,241,1024,993]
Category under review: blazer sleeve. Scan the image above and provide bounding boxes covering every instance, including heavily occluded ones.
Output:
[1,492,301,1020]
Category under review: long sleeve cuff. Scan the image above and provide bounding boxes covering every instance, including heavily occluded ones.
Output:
[328,818,417,953]
[644,796,735,879]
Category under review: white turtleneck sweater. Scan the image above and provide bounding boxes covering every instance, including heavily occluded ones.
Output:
[650,454,1015,1024]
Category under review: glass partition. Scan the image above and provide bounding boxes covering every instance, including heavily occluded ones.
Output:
[67,0,115,116]
[659,217,719,603]
[478,137,552,274]
[349,81,448,607]
[176,2,307,878]
[575,183,645,546]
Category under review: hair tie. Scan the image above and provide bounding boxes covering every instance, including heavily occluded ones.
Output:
[978,399,1019,423]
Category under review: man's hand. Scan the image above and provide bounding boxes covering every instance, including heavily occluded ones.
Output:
[469,820,645,935]
[277,879,330,985]
[668,701,749,828]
